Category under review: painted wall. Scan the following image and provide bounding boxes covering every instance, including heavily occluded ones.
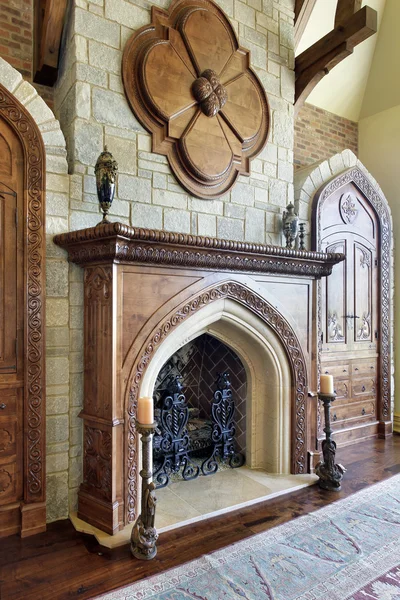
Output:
[359,0,400,119]
[358,0,400,423]
[359,105,400,421]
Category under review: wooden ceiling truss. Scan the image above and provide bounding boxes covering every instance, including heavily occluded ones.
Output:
[294,0,378,114]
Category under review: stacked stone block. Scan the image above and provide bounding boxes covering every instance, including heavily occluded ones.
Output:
[55,0,295,247]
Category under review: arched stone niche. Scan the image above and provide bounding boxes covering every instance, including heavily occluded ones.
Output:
[140,298,292,474]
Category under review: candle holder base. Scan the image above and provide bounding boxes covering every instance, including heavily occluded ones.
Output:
[130,420,159,560]
[130,515,158,560]
[316,393,346,492]
[315,439,345,492]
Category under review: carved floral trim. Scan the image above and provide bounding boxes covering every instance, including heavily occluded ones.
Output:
[82,426,112,501]
[122,0,270,198]
[125,281,308,523]
[54,223,344,279]
[0,84,45,500]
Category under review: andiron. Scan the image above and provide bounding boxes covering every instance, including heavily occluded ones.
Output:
[131,421,158,560]
[201,372,245,475]
[315,393,346,491]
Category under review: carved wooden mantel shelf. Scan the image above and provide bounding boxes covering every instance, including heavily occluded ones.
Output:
[54,222,344,278]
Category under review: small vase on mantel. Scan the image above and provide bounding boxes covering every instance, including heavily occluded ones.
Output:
[94,146,118,224]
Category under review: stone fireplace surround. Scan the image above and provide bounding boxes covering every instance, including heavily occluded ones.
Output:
[55,223,343,535]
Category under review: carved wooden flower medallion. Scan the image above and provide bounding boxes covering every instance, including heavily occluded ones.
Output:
[122,0,270,199]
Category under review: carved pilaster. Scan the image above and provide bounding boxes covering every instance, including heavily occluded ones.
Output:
[78,265,124,534]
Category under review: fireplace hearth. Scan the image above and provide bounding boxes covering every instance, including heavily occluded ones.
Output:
[54,222,344,535]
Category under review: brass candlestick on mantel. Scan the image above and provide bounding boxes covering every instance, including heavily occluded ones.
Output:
[131,421,158,560]
[94,146,118,224]
[315,393,346,491]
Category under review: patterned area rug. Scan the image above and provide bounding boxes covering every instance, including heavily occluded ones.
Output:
[98,475,400,600]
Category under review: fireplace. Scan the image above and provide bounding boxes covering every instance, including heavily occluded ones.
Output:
[55,222,344,534]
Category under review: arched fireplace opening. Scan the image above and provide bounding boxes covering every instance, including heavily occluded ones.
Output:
[152,333,247,487]
[139,297,294,477]
[136,298,312,530]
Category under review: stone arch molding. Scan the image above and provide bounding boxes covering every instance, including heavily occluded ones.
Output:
[295,149,393,428]
[294,149,392,230]
[0,58,69,524]
[125,281,308,523]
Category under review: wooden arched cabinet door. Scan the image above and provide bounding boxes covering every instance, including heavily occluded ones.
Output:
[0,84,46,538]
[312,170,392,449]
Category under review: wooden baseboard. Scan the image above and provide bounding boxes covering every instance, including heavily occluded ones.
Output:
[393,413,400,434]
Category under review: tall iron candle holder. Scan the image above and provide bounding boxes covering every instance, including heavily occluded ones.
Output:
[315,393,346,491]
[131,421,158,560]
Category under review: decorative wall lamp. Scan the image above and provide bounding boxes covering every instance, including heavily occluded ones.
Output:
[122,0,270,199]
[282,202,299,249]
[95,146,118,224]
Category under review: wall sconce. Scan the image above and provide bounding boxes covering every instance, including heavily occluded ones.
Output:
[282,202,299,249]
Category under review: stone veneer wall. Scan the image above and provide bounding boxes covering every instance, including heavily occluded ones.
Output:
[0,57,71,522]
[52,0,297,515]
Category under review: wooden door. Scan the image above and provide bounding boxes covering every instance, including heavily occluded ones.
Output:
[320,183,379,445]
[0,117,25,534]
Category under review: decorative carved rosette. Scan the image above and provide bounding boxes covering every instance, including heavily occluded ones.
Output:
[122,0,270,199]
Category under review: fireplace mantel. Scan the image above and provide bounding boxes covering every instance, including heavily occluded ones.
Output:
[54,224,344,535]
[54,222,344,277]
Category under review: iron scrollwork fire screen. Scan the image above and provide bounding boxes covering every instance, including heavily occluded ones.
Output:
[122,0,270,199]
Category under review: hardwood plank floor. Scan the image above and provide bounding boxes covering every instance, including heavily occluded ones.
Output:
[1,436,399,600]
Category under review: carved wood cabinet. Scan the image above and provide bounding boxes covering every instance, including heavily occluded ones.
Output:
[312,169,393,449]
[55,223,343,534]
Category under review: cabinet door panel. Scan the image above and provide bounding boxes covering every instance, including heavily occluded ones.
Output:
[0,184,17,374]
[324,240,347,347]
[319,182,379,443]
[354,243,373,344]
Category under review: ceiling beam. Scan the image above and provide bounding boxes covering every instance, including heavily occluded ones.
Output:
[295,5,378,114]
[294,0,318,51]
[335,0,363,27]
[33,0,68,86]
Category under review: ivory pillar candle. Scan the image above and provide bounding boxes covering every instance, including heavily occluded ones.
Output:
[320,374,334,395]
[137,396,154,424]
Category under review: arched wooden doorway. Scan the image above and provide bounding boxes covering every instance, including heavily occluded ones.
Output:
[312,167,392,448]
[0,84,46,537]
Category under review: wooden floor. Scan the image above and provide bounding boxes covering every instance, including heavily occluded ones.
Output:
[1,436,400,600]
